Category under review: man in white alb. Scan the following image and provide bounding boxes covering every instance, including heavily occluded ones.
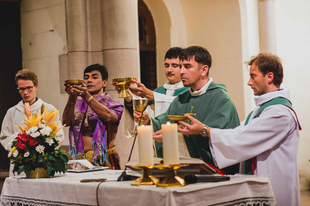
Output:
[0,69,64,176]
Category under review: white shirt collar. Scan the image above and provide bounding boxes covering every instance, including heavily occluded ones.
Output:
[189,78,213,96]
[163,81,184,90]
[254,89,291,106]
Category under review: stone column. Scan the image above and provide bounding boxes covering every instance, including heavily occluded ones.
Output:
[66,0,88,79]
[258,0,277,53]
[101,0,140,167]
[86,0,104,65]
[102,0,140,91]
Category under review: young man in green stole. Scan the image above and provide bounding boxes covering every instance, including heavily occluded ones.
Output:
[146,46,240,175]
[179,53,301,206]
[112,47,189,137]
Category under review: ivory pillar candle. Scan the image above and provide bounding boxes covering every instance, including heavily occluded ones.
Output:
[137,125,154,166]
[162,122,179,167]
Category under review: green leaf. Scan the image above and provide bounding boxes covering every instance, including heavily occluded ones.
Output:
[24,164,32,172]
[17,165,25,174]
[38,155,45,163]
[47,165,55,177]
[47,154,56,161]
[60,149,67,154]
[60,154,69,163]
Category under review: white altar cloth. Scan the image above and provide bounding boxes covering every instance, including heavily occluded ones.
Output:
[0,170,275,206]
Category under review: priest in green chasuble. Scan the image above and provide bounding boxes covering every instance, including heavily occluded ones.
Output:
[148,46,240,174]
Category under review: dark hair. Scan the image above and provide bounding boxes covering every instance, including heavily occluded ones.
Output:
[246,53,283,87]
[15,69,38,86]
[84,64,108,81]
[179,46,212,75]
[164,47,183,60]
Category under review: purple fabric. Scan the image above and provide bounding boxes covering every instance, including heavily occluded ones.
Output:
[69,93,123,163]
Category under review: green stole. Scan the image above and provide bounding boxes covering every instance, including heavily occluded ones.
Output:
[153,85,189,96]
[244,97,293,174]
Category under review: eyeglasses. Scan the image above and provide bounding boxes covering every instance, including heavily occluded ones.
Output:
[17,86,35,92]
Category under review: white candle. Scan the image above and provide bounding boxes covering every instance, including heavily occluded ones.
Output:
[162,122,179,167]
[137,125,154,166]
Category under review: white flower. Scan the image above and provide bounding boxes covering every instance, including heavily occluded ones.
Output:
[30,131,40,138]
[13,150,19,157]
[35,145,45,153]
[26,126,40,138]
[27,126,38,134]
[40,126,52,136]
[8,152,12,158]
[45,138,54,146]
[38,123,44,129]
[24,151,30,157]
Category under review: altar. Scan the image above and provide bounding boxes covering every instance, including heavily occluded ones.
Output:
[0,170,276,206]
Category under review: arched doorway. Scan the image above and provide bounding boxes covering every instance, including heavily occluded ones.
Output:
[138,0,157,90]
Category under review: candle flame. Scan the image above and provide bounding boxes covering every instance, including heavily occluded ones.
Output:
[167,122,171,126]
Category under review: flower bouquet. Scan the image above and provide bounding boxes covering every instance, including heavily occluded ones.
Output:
[8,103,68,177]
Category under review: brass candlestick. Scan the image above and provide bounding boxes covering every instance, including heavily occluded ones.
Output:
[155,164,188,187]
[112,77,135,98]
[129,165,159,186]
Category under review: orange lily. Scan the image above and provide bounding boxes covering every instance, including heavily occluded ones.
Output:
[15,125,29,133]
[43,108,59,127]
[22,113,43,128]
[24,102,31,118]
[49,121,66,133]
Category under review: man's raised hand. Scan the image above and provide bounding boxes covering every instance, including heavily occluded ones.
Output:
[178,114,205,135]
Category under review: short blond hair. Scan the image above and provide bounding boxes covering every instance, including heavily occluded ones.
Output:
[15,69,38,86]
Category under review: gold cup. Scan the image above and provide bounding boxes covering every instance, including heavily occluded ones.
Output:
[132,99,149,136]
[134,99,149,125]
[64,79,84,85]
[112,77,135,98]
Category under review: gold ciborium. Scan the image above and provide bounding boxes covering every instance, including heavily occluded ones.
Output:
[112,77,135,98]
[132,99,149,136]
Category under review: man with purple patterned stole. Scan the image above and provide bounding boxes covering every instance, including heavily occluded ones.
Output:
[63,64,124,169]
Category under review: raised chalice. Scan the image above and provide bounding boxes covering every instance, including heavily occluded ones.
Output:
[112,77,135,98]
[65,79,84,85]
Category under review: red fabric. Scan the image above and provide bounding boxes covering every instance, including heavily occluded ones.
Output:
[206,163,226,176]
[251,157,257,175]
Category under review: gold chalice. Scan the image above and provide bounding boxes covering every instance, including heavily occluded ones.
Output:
[65,79,84,85]
[132,99,149,136]
[112,77,135,98]
[134,99,149,125]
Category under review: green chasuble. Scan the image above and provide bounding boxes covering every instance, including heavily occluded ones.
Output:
[153,85,189,96]
[151,81,240,174]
